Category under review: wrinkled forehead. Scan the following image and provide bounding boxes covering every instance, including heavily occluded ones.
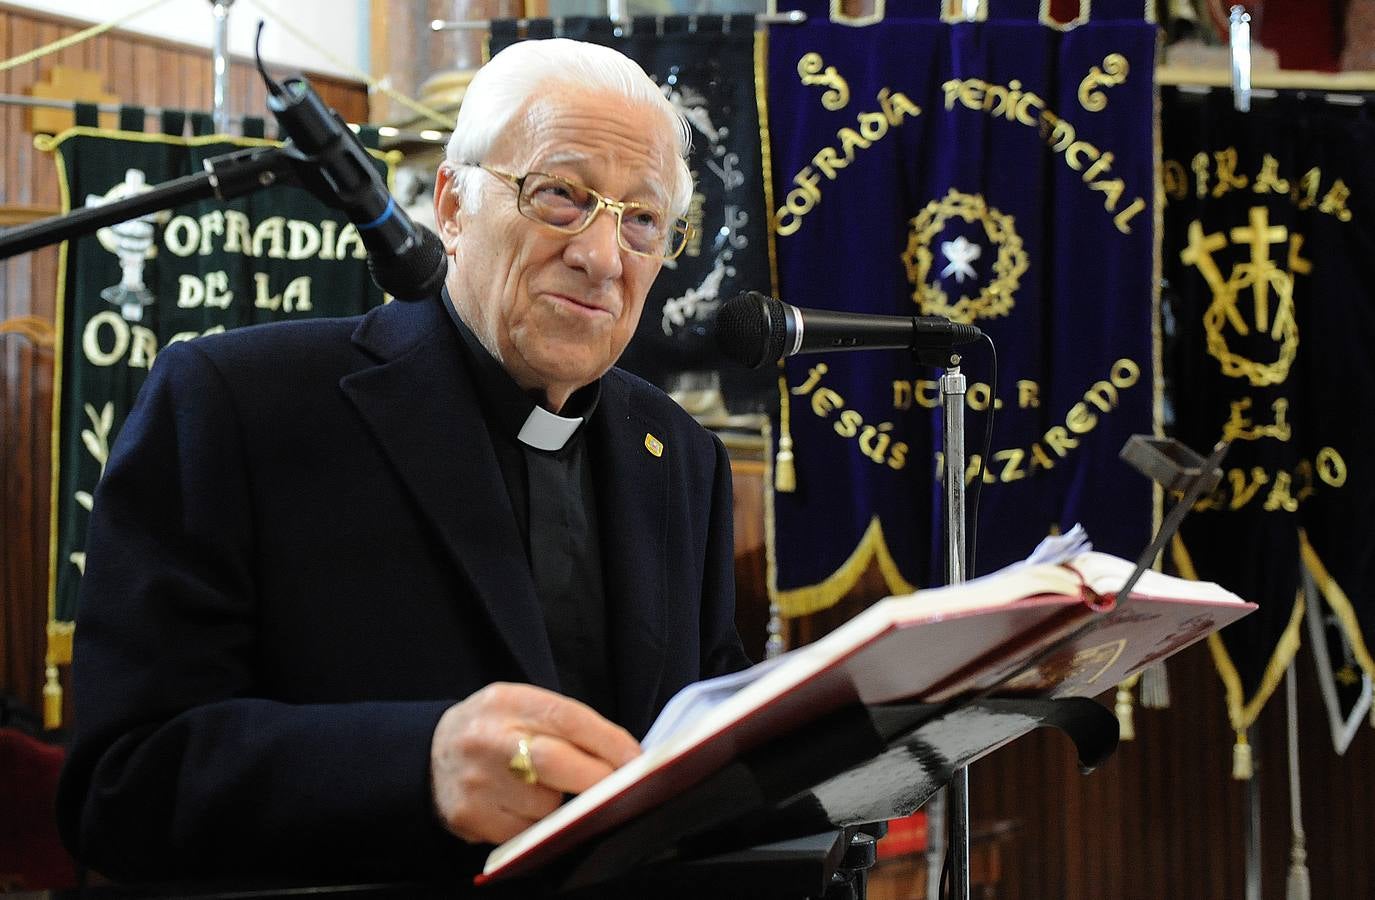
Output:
[490,87,680,205]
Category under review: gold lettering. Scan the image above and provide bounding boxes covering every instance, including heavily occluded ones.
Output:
[176,274,205,308]
[1316,446,1348,487]
[1263,471,1299,512]
[163,215,198,257]
[1320,179,1353,222]
[223,210,252,255]
[1045,426,1079,457]
[1162,159,1188,200]
[1017,379,1040,408]
[82,311,130,366]
[811,388,845,417]
[1191,152,1211,199]
[1212,147,1249,197]
[1253,154,1290,194]
[835,408,863,438]
[887,442,909,470]
[127,325,158,369]
[813,147,843,179]
[892,380,912,410]
[1066,402,1097,434]
[1088,177,1124,211]
[994,448,1027,482]
[1029,442,1056,471]
[792,363,829,395]
[204,270,233,309]
[967,382,992,412]
[251,216,287,259]
[1113,198,1146,234]
[286,220,322,260]
[335,223,366,260]
[1227,467,1270,510]
[197,210,224,256]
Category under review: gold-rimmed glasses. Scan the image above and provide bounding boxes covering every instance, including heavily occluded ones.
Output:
[462,163,693,261]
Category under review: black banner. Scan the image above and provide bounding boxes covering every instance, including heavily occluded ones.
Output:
[44,124,391,667]
[1162,86,1375,746]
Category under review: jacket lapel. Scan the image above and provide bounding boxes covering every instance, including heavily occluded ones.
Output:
[592,373,669,737]
[338,298,559,691]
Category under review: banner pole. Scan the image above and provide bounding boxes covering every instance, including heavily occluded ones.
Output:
[210,0,236,134]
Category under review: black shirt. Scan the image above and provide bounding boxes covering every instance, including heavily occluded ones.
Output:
[443,292,616,719]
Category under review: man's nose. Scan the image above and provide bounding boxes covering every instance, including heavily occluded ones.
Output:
[564,207,624,282]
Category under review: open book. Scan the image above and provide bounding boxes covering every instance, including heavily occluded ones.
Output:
[479,540,1254,883]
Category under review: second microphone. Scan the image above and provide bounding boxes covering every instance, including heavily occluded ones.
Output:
[714,291,985,369]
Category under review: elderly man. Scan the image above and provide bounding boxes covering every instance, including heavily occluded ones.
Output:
[58,39,749,884]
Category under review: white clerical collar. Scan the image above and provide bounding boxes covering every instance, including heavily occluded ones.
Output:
[517,404,583,451]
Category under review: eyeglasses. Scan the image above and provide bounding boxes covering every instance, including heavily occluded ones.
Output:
[462,163,693,261]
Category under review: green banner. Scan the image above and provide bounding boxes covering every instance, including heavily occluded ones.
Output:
[44,128,393,665]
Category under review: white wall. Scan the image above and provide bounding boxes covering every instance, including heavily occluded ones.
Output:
[13,0,369,80]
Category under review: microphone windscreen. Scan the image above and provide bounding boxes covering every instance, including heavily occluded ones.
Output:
[368,225,447,301]
[714,291,788,369]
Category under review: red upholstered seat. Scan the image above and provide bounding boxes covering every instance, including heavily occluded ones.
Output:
[0,727,79,890]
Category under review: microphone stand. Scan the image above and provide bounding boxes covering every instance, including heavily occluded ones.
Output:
[942,361,973,900]
[912,345,972,900]
[0,144,327,261]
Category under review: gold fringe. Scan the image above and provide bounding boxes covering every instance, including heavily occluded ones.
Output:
[1232,731,1253,780]
[772,516,917,618]
[1298,529,1375,681]
[1176,536,1305,735]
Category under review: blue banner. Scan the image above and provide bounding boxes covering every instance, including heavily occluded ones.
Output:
[765,1,1159,615]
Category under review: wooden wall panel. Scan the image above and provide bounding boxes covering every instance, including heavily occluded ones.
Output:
[0,3,371,726]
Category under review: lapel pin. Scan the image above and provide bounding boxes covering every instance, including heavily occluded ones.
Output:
[644,433,664,458]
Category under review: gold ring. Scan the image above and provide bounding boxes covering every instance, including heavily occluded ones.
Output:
[508,736,538,785]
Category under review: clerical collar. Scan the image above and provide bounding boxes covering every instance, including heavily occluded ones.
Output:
[443,289,600,451]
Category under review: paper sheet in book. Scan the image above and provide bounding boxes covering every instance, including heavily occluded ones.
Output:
[641,526,1092,752]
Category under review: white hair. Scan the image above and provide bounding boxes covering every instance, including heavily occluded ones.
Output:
[444,38,694,218]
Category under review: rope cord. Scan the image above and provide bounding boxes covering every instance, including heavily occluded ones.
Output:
[243,0,454,130]
[0,0,176,72]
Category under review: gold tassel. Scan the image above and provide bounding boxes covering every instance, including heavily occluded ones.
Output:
[43,665,63,730]
[1232,731,1253,780]
[774,373,796,493]
[1287,839,1311,900]
[1114,684,1136,741]
[774,436,796,493]
[1140,662,1171,709]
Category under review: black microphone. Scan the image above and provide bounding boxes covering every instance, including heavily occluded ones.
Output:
[714,291,984,369]
[258,42,445,300]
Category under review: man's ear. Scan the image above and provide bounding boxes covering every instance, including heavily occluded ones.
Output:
[433,162,464,253]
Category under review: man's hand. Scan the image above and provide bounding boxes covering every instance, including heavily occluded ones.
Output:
[430,682,641,844]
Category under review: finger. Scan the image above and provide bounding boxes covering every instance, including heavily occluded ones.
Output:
[528,693,641,768]
[465,804,544,846]
[525,733,622,795]
[494,774,565,821]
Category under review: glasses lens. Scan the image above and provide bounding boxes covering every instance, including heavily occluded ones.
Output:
[515,172,689,260]
[519,175,593,230]
[619,204,674,255]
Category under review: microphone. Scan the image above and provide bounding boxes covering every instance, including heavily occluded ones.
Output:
[258,43,446,300]
[714,291,985,369]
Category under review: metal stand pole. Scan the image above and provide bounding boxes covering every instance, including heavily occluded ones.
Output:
[941,364,972,900]
[210,0,235,135]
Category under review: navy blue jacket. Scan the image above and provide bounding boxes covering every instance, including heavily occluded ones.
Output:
[57,293,748,884]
